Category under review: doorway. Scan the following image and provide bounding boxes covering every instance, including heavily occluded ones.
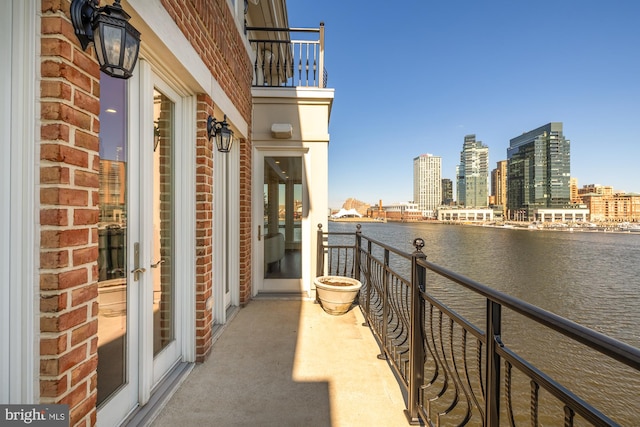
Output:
[96,62,192,425]
[254,152,306,293]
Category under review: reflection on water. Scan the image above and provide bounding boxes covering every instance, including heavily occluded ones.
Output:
[329,221,640,425]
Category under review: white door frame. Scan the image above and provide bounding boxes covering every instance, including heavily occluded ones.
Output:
[97,59,196,425]
[252,147,310,295]
[213,143,240,324]
[0,0,37,404]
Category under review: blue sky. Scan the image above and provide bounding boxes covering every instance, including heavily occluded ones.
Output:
[287,1,640,209]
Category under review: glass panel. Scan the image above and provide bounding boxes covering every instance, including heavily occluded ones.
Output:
[263,157,302,279]
[153,89,174,356]
[97,72,128,406]
[103,25,123,67]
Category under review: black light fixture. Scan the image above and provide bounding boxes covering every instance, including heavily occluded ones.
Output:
[207,115,234,153]
[71,0,141,79]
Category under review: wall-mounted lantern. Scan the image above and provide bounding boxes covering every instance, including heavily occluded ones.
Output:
[71,0,141,79]
[207,115,234,153]
[154,120,161,152]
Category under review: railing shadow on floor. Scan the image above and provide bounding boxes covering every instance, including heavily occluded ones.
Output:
[316,224,640,426]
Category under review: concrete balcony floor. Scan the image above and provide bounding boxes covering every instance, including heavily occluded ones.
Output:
[151,298,412,427]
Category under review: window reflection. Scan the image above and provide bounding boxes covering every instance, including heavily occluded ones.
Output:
[97,72,128,406]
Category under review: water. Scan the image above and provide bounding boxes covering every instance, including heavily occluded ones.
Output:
[328,221,640,425]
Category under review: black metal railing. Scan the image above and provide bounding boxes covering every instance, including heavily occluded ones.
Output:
[247,23,327,88]
[316,224,640,426]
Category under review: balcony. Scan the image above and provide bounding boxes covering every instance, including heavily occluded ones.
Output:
[247,24,327,88]
[152,226,640,426]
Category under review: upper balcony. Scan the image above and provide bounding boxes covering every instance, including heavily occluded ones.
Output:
[246,24,328,88]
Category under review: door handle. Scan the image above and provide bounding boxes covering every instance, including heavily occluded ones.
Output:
[151,259,165,268]
[258,225,261,241]
[131,242,146,281]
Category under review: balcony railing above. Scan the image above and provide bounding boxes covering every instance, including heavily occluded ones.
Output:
[247,23,327,88]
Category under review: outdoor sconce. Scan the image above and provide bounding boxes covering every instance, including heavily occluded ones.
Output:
[71,0,141,79]
[207,115,234,153]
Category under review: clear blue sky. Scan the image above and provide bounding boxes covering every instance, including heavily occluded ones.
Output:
[287,1,640,209]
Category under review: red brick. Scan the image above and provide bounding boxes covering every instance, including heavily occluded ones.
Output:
[41,209,69,226]
[41,123,70,142]
[41,229,89,248]
[41,293,67,313]
[71,284,97,308]
[41,250,69,269]
[41,187,89,207]
[40,377,69,397]
[59,377,88,408]
[41,79,72,100]
[73,247,97,266]
[41,166,70,184]
[74,170,99,188]
[75,130,99,152]
[59,268,88,290]
[70,354,97,387]
[74,90,100,116]
[41,335,68,355]
[40,357,60,376]
[41,306,88,333]
[73,209,98,225]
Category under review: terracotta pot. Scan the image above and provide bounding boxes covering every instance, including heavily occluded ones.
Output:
[314,275,362,315]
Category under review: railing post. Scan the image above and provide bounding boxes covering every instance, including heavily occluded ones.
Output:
[405,238,426,425]
[486,300,502,427]
[377,247,391,360]
[318,22,325,87]
[362,239,372,323]
[354,224,362,282]
[316,223,324,278]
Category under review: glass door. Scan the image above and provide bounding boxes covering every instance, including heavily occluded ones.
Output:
[149,81,181,383]
[96,72,139,424]
[258,155,304,292]
[97,65,184,425]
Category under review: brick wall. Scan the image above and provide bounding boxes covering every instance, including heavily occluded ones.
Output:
[38,0,255,423]
[161,1,254,306]
[195,95,215,361]
[40,1,100,426]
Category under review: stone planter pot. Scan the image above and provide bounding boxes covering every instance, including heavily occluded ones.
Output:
[314,275,362,315]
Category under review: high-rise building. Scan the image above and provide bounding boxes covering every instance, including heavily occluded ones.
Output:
[456,134,489,207]
[413,154,442,217]
[507,122,571,220]
[491,160,507,217]
[570,177,579,203]
[491,160,507,206]
[441,178,453,205]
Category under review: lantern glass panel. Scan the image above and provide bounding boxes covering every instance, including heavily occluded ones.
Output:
[103,25,124,67]
[123,29,140,72]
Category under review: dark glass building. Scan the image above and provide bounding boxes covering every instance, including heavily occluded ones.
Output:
[507,122,571,220]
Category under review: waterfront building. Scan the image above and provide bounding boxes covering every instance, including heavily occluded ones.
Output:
[507,122,571,220]
[577,183,615,197]
[2,2,333,425]
[437,206,494,222]
[376,202,422,221]
[441,178,454,205]
[570,177,579,203]
[491,160,507,218]
[533,207,589,223]
[580,192,640,222]
[456,135,489,208]
[413,154,442,218]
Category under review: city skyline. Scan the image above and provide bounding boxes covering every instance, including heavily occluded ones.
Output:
[287,1,640,208]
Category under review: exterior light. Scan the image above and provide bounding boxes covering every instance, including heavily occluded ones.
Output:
[71,0,141,79]
[154,121,160,152]
[207,115,234,153]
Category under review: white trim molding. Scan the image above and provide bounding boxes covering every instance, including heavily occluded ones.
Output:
[0,0,38,404]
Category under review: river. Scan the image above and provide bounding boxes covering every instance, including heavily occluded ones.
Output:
[328,221,640,425]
